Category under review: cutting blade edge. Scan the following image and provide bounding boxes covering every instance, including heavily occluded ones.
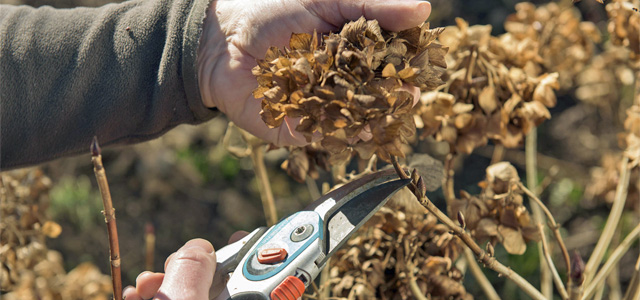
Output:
[318,177,411,265]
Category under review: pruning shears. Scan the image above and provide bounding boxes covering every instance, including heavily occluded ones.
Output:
[211,169,410,300]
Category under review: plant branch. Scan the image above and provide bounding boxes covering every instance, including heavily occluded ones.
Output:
[463,248,501,300]
[519,181,571,275]
[622,253,640,300]
[538,223,569,300]
[390,157,547,300]
[250,145,278,226]
[584,156,631,285]
[526,128,553,299]
[582,223,640,300]
[90,137,123,300]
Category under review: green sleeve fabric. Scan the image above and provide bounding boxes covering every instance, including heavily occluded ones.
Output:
[0,0,219,170]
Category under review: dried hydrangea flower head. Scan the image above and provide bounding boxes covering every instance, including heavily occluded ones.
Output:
[328,207,471,300]
[450,162,539,255]
[415,18,560,153]
[504,2,601,88]
[607,0,640,61]
[252,17,448,163]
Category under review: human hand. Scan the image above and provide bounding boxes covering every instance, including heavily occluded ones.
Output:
[197,0,431,147]
[123,232,248,300]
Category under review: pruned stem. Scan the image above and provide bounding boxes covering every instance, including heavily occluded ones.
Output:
[390,158,546,300]
[91,137,123,300]
[538,223,569,300]
[582,223,640,300]
[584,156,631,286]
[519,182,571,276]
[250,145,278,226]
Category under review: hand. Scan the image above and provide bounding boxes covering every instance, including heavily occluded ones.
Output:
[123,232,248,300]
[198,0,431,147]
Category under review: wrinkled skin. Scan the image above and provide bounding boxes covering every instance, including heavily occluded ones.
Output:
[198,0,430,147]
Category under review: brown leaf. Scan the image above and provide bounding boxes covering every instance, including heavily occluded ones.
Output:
[498,225,526,255]
[289,33,313,51]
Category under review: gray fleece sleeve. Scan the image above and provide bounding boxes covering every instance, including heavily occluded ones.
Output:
[0,0,219,170]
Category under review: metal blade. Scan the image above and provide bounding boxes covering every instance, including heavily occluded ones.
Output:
[317,177,410,265]
[305,168,404,217]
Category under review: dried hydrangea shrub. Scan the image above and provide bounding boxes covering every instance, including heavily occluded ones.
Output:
[415,18,559,153]
[0,169,112,299]
[586,153,640,210]
[450,162,539,255]
[504,2,601,88]
[328,207,471,300]
[607,0,640,61]
[252,17,448,164]
[576,46,636,108]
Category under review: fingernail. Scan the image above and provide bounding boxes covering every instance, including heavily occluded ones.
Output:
[180,239,215,254]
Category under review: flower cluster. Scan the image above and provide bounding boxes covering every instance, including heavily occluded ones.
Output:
[607,0,640,61]
[415,18,560,153]
[504,2,601,88]
[328,207,470,300]
[0,169,111,299]
[253,17,448,163]
[451,162,539,255]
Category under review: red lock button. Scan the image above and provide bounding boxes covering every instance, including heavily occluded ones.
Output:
[257,248,287,264]
[270,276,305,300]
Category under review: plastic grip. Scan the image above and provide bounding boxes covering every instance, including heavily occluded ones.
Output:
[270,276,305,300]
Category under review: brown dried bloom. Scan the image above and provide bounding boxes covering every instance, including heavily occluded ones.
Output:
[586,153,639,210]
[415,18,559,153]
[576,46,636,107]
[0,169,112,299]
[607,0,640,61]
[328,207,470,300]
[280,144,330,183]
[451,162,539,255]
[253,17,448,163]
[504,2,601,88]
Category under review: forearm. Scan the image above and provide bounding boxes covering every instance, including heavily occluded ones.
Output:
[0,0,217,170]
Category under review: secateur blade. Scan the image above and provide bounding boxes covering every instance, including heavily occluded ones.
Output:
[306,168,411,266]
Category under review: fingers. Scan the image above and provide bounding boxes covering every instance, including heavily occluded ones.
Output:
[154,239,217,300]
[306,0,432,32]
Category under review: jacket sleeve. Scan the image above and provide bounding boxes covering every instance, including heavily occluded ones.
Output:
[0,0,218,170]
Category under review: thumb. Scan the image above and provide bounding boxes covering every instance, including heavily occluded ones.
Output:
[154,239,217,300]
[310,0,432,32]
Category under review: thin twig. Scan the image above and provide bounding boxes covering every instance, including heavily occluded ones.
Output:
[250,145,278,226]
[406,262,428,300]
[91,137,123,300]
[390,158,546,300]
[463,248,501,300]
[519,182,571,276]
[582,223,640,300]
[622,253,640,300]
[538,223,569,300]
[584,157,631,285]
[526,128,553,299]
[443,154,456,206]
